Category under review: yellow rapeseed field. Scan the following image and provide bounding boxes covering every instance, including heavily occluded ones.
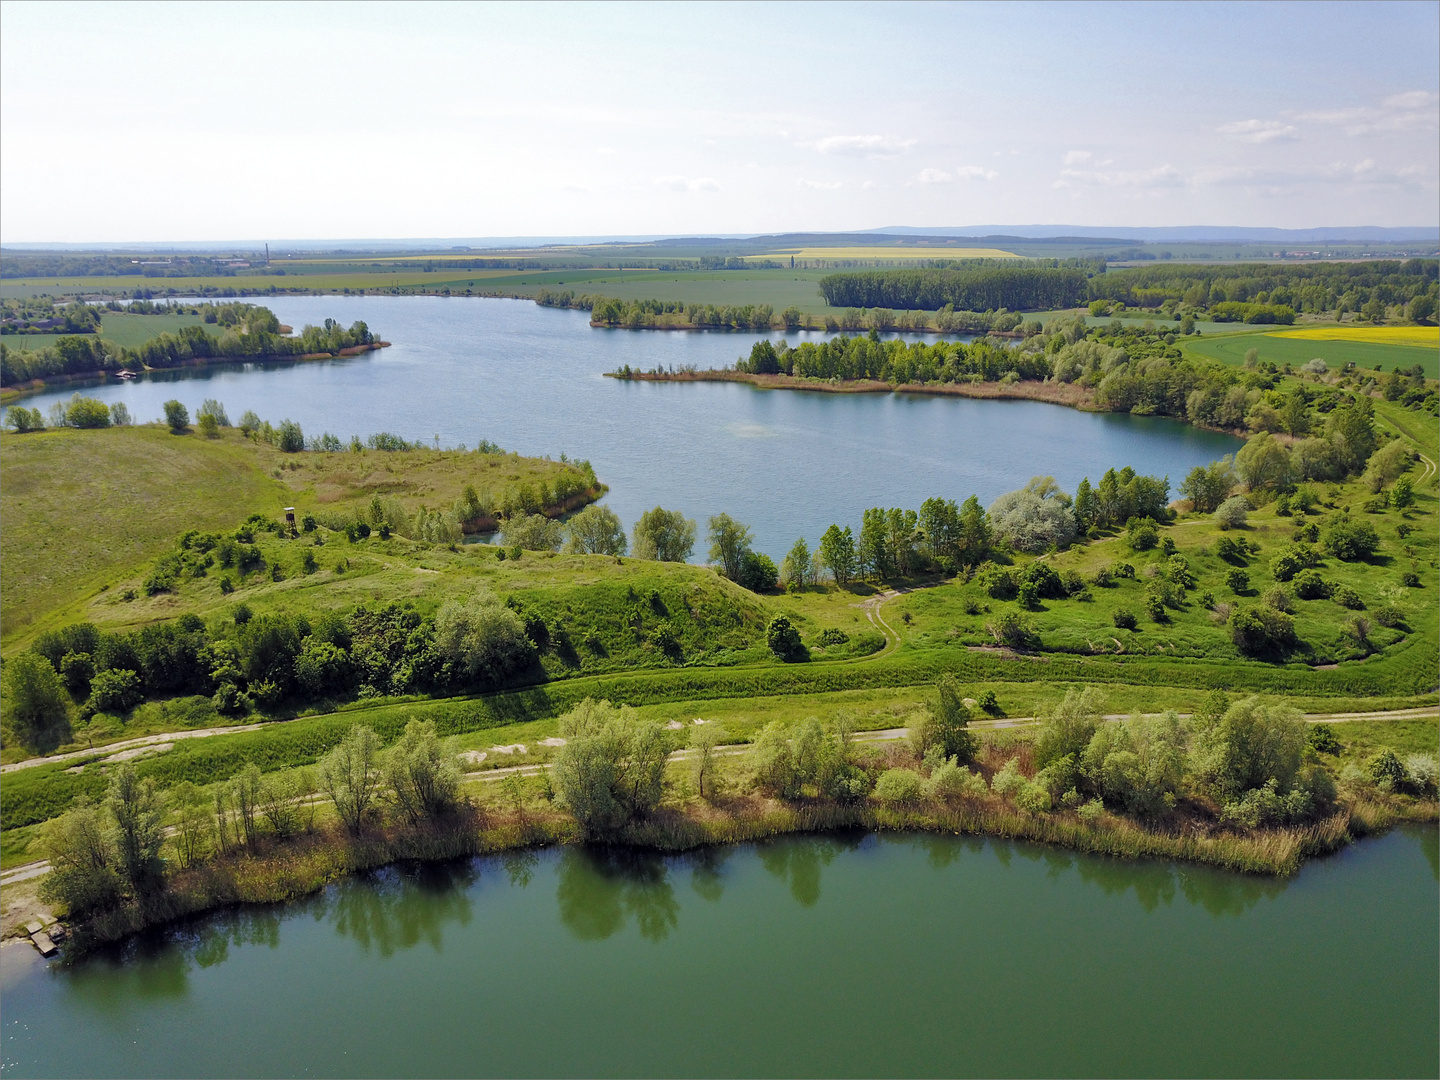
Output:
[1267,326,1439,347]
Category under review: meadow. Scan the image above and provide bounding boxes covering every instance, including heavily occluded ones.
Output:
[0,427,597,641]
[1181,329,1438,378]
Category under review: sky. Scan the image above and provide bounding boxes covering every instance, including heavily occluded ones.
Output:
[1,0,1437,243]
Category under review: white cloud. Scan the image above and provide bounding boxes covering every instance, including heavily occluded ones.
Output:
[917,168,952,184]
[1217,119,1298,144]
[1055,163,1182,188]
[797,178,843,190]
[1297,90,1440,136]
[1063,150,1092,166]
[808,133,915,157]
[654,176,719,192]
[861,180,877,191]
[955,165,998,180]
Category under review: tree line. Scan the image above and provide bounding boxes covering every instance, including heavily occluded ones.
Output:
[819,268,1090,311]
[1091,259,1438,321]
[0,304,376,387]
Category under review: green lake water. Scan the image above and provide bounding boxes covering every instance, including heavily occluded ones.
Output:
[3,827,1436,1078]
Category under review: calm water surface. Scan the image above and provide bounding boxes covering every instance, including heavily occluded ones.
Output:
[3,828,1436,1078]
[18,297,1240,558]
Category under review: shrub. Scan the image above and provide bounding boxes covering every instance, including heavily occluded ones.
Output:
[991,758,1026,796]
[1112,609,1137,630]
[981,565,1018,600]
[1331,585,1364,610]
[162,400,189,433]
[1322,517,1379,561]
[87,668,143,715]
[927,760,989,801]
[1014,781,1052,814]
[1368,749,1407,790]
[874,768,925,806]
[1145,592,1167,622]
[1292,570,1330,600]
[1262,586,1294,613]
[766,615,803,660]
[1405,755,1439,798]
[977,689,999,715]
[1126,517,1159,552]
[1307,725,1341,755]
[986,611,1039,650]
[1213,496,1250,530]
[816,628,849,647]
[1229,605,1297,655]
[1372,603,1405,628]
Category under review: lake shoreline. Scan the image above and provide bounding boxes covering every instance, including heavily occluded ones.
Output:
[40,793,1438,959]
[0,342,392,404]
[609,368,1104,409]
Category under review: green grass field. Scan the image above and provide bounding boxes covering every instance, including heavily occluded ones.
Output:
[0,427,289,638]
[1181,330,1439,379]
[0,427,597,643]
[3,312,219,352]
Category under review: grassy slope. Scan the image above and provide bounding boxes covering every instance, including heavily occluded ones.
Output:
[0,427,598,645]
[0,427,287,637]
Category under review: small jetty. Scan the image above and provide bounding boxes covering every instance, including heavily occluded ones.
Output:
[25,918,65,957]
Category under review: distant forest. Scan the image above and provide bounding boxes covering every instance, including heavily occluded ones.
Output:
[820,268,1089,312]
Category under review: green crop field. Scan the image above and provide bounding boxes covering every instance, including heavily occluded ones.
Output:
[1,313,210,352]
[1181,329,1439,378]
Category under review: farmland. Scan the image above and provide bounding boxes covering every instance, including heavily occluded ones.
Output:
[1181,329,1438,378]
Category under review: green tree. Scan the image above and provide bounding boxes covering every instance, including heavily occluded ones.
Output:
[858,507,889,578]
[169,781,212,869]
[197,412,220,438]
[553,699,670,834]
[1235,432,1293,490]
[1034,686,1104,768]
[384,719,462,823]
[1325,395,1377,476]
[38,801,121,916]
[433,594,536,684]
[818,524,857,584]
[707,513,753,580]
[162,399,189,434]
[933,675,978,763]
[1072,479,1097,531]
[1180,456,1236,513]
[501,512,563,552]
[563,505,628,555]
[65,394,111,428]
[690,722,724,799]
[766,615,803,660]
[780,537,812,587]
[319,724,384,834]
[2,651,72,754]
[955,496,992,566]
[631,506,696,562]
[1190,697,1307,799]
[919,497,960,563]
[108,762,165,889]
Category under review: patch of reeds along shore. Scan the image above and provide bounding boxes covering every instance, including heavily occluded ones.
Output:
[62,793,1437,955]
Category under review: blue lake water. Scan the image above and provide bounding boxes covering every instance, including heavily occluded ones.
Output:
[2,828,1436,1078]
[17,296,1241,558]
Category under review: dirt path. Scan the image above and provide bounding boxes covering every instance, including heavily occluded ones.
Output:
[1,722,267,775]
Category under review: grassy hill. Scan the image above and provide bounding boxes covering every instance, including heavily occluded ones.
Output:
[0,426,598,642]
